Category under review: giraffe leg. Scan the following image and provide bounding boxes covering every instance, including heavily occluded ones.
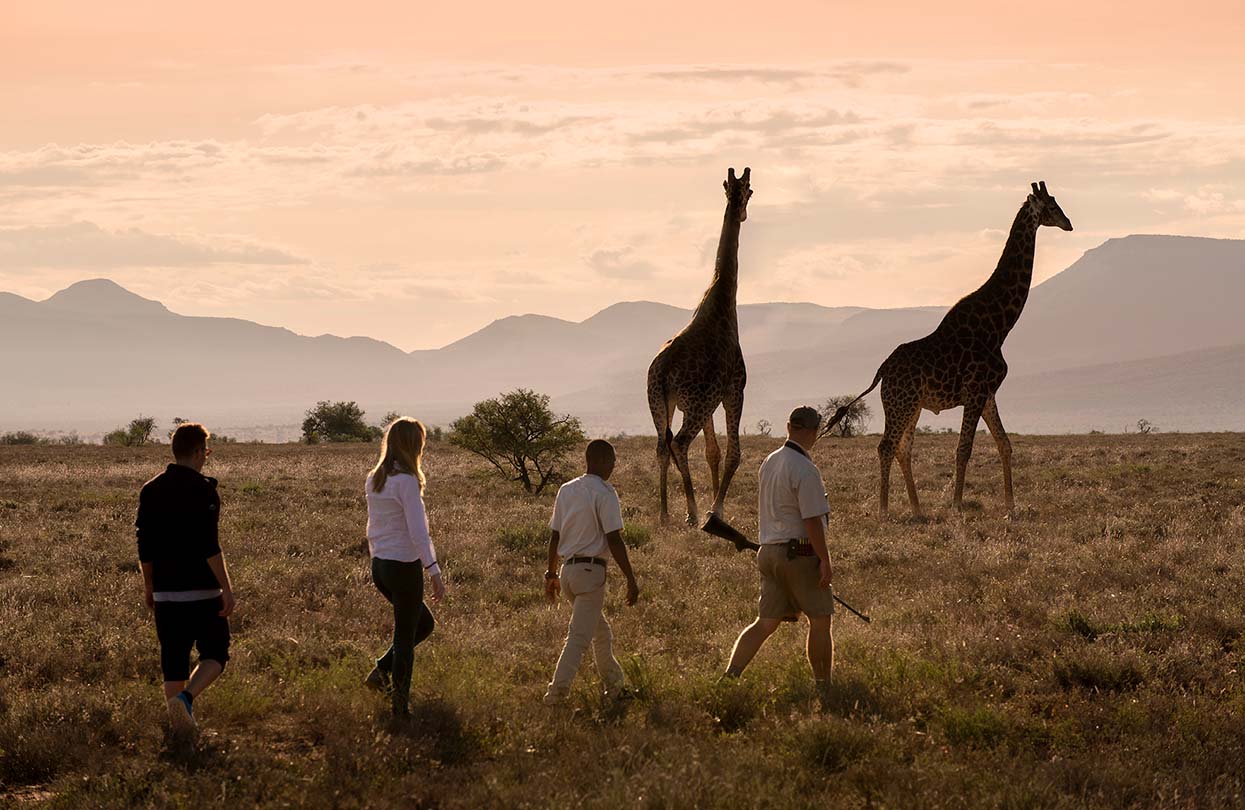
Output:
[710,390,744,517]
[670,407,711,527]
[877,427,898,522]
[656,435,673,525]
[896,419,922,519]
[981,395,1014,516]
[704,414,722,508]
[878,384,918,522]
[954,401,986,513]
[649,383,675,526]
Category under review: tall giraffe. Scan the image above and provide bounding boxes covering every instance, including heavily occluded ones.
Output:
[825,181,1073,518]
[647,166,752,526]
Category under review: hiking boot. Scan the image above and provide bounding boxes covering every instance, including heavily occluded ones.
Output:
[364,666,391,693]
[542,690,568,706]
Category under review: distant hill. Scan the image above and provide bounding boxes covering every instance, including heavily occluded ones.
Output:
[2,235,1243,439]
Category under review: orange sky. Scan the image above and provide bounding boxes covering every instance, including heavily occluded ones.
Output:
[3,1,1244,349]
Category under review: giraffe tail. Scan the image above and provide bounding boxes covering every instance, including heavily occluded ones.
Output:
[821,361,888,437]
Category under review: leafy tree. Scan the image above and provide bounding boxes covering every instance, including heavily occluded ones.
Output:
[380,411,403,428]
[127,416,157,445]
[105,415,157,447]
[820,396,873,438]
[755,418,772,437]
[1136,419,1156,435]
[302,401,380,443]
[449,389,586,495]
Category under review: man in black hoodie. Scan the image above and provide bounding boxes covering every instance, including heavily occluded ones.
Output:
[137,422,235,735]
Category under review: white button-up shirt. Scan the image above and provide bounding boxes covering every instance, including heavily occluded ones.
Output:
[758,442,830,544]
[365,471,439,574]
[549,474,624,558]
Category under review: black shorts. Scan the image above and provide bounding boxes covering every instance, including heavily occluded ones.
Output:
[153,597,231,681]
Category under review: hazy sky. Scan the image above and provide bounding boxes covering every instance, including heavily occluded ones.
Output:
[3,1,1244,350]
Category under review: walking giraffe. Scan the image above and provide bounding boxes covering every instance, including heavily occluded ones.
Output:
[647,167,752,526]
[825,181,1073,519]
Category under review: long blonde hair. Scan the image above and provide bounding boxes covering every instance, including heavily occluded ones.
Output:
[370,417,427,492]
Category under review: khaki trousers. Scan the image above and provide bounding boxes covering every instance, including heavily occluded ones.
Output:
[546,561,625,698]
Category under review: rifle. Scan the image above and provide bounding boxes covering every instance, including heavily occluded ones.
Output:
[700,513,871,623]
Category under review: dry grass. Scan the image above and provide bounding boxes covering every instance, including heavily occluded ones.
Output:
[2,433,1244,808]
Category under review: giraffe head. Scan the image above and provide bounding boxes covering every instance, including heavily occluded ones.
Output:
[724,167,753,222]
[1027,181,1073,231]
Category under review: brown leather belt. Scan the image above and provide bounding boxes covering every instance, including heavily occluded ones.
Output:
[566,556,607,567]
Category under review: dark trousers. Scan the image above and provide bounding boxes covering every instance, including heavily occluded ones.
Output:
[371,557,435,713]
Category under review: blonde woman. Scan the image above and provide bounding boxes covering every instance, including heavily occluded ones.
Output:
[364,417,446,717]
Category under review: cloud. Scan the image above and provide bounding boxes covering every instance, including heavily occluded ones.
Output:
[0,222,304,270]
[0,141,228,187]
[585,247,660,280]
[1144,186,1245,216]
[346,149,505,177]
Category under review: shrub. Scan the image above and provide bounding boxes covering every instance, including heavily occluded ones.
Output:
[1054,650,1145,692]
[496,523,549,561]
[449,389,585,495]
[301,401,381,443]
[0,431,45,445]
[796,717,877,772]
[940,705,1009,750]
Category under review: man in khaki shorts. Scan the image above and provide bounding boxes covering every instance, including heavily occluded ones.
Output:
[542,439,640,705]
[724,406,834,696]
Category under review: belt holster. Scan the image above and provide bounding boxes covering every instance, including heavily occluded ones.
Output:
[785,539,798,560]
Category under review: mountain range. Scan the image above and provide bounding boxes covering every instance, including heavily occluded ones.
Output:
[2,234,1243,440]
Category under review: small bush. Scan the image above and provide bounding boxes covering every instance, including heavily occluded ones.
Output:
[1063,609,1099,641]
[0,431,46,445]
[1054,650,1145,692]
[496,523,549,561]
[697,678,759,734]
[796,717,877,772]
[941,705,1008,750]
[621,525,651,549]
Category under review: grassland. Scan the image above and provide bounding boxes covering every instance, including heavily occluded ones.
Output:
[2,433,1244,808]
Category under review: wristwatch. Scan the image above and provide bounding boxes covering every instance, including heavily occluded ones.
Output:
[544,569,559,580]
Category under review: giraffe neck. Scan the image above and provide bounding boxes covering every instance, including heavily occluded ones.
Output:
[690,201,743,329]
[982,202,1040,337]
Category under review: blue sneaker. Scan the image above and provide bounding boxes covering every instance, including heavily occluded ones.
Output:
[168,691,197,734]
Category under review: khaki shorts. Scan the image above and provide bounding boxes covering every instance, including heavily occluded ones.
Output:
[757,544,835,619]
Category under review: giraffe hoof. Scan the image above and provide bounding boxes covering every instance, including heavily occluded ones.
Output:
[684,513,699,527]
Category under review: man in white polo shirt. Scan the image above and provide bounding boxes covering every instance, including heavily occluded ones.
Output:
[724,405,834,695]
[542,439,640,705]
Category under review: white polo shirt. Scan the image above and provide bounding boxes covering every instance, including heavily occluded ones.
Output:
[549,473,624,558]
[758,441,830,544]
